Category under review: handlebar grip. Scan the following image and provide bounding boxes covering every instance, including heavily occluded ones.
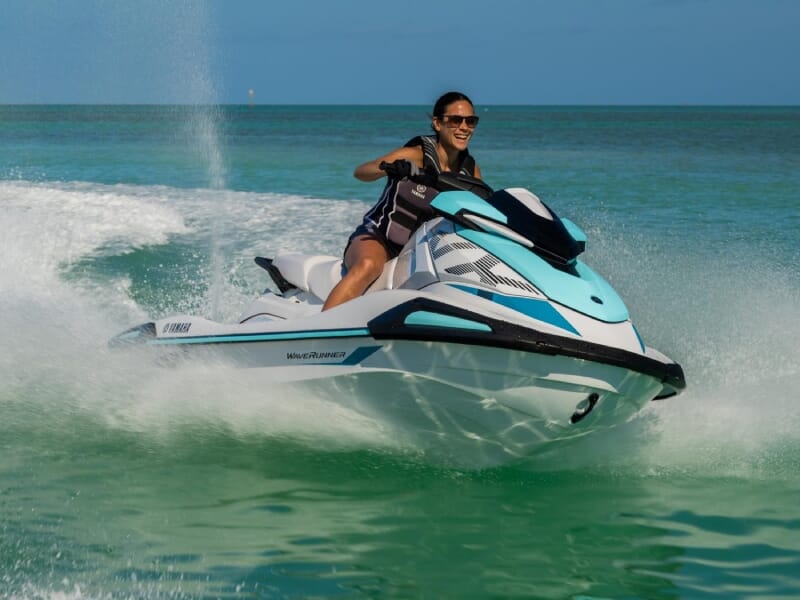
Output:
[379,160,435,186]
[379,160,403,179]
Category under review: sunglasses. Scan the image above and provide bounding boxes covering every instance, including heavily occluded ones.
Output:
[440,114,480,128]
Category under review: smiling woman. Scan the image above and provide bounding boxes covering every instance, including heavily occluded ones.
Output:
[322,91,484,311]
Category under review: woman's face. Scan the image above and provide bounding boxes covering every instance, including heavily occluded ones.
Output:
[433,100,478,151]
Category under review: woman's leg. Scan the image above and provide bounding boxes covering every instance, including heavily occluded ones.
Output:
[322,235,389,311]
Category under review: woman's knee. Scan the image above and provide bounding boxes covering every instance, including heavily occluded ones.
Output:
[345,238,388,277]
[349,255,385,280]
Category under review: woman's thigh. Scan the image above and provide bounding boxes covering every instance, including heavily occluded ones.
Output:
[344,235,390,272]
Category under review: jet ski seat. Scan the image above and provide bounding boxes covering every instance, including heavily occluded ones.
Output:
[272,254,343,301]
[271,251,399,303]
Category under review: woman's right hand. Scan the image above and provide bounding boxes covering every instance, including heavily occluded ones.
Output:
[380,159,419,180]
[354,146,423,182]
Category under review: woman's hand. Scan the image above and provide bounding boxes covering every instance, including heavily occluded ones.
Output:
[381,159,419,179]
[354,146,423,182]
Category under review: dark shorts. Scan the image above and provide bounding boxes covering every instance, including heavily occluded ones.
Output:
[343,222,403,262]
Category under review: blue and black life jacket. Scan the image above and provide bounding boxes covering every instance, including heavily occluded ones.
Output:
[363,135,476,250]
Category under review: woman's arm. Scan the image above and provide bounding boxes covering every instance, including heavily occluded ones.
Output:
[353,146,424,182]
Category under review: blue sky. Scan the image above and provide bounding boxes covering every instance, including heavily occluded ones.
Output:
[1,0,798,105]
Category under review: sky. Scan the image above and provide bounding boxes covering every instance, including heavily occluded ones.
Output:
[0,0,798,105]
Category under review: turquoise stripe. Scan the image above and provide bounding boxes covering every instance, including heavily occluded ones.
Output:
[450,284,579,335]
[632,324,646,353]
[341,345,383,365]
[404,310,492,332]
[151,327,371,345]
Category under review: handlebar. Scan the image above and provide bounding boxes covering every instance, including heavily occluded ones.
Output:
[379,160,494,200]
[379,160,436,185]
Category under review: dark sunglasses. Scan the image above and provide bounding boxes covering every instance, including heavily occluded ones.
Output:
[440,114,480,128]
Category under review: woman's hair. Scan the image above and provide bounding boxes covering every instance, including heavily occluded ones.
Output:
[432,91,473,118]
[431,91,474,134]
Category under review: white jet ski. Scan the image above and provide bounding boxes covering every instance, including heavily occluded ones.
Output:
[112,165,685,464]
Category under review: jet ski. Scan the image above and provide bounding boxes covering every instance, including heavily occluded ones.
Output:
[111,164,685,464]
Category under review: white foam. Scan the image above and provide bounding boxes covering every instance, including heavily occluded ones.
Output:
[0,181,188,286]
[0,179,395,453]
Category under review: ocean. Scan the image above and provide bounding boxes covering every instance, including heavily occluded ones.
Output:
[1,104,799,599]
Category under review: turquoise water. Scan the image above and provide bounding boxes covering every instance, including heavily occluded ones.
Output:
[1,105,799,598]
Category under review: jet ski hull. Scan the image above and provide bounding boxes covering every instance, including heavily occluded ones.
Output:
[113,311,679,465]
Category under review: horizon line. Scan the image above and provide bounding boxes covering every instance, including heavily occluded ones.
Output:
[2,102,799,108]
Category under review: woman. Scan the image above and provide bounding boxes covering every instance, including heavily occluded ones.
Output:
[322,91,482,311]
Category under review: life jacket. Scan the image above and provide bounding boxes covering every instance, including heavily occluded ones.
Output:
[363,135,476,250]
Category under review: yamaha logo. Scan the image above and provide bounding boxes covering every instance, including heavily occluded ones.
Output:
[163,322,191,334]
[416,184,427,193]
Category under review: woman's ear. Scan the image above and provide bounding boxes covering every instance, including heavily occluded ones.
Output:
[432,117,442,134]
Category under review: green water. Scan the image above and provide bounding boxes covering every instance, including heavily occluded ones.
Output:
[4,409,799,598]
